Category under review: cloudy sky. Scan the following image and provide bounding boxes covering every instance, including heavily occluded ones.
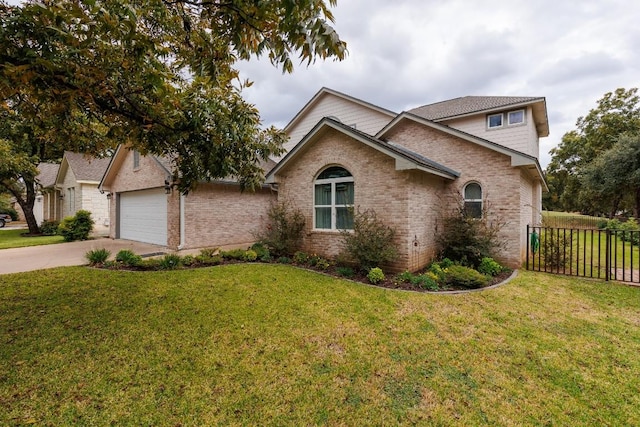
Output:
[237,0,640,168]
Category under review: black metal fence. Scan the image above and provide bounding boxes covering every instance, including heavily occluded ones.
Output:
[526,225,640,283]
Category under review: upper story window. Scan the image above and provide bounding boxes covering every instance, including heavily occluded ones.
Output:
[488,109,526,129]
[463,182,483,219]
[314,166,354,230]
[133,150,140,169]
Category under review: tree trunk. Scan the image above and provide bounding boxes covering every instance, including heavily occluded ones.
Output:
[11,177,40,235]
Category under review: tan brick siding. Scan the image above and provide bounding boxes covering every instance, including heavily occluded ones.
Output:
[183,183,276,249]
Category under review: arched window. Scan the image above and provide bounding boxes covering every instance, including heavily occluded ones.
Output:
[463,182,482,218]
[314,166,354,230]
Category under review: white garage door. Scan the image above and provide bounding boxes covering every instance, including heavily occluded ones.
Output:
[119,189,167,246]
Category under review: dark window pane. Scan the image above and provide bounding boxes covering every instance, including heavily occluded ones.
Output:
[318,166,352,180]
[464,201,482,219]
[464,183,482,200]
[336,207,353,229]
[315,207,331,228]
[315,184,332,205]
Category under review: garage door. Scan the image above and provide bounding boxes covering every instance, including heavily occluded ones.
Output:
[119,188,167,246]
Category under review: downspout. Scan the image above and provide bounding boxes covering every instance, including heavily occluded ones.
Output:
[178,193,185,249]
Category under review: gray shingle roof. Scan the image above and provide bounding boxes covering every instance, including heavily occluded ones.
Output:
[36,163,60,188]
[409,96,544,121]
[64,151,111,182]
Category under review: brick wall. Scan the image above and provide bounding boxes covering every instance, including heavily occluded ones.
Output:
[182,182,276,249]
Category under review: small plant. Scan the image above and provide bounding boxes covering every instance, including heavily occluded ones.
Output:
[58,210,95,242]
[293,251,310,264]
[85,248,111,265]
[250,243,270,260]
[242,249,258,262]
[220,248,246,260]
[196,254,222,266]
[277,256,292,264]
[199,247,219,258]
[314,257,330,270]
[254,199,306,257]
[439,258,454,269]
[427,262,447,282]
[339,208,398,271]
[477,257,503,276]
[336,266,354,278]
[411,274,439,291]
[396,270,414,283]
[159,254,182,270]
[367,267,385,284]
[182,255,196,266]
[40,220,60,236]
[115,249,142,267]
[540,230,573,270]
[443,265,490,289]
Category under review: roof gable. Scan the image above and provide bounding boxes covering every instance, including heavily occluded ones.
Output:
[284,87,396,133]
[36,163,60,188]
[409,96,549,137]
[376,112,547,188]
[55,152,111,186]
[266,118,460,184]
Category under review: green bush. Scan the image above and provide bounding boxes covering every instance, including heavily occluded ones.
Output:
[85,248,111,265]
[277,256,291,264]
[220,248,246,260]
[339,208,398,271]
[396,270,414,283]
[250,243,270,260]
[444,265,490,289]
[0,207,19,221]
[411,274,439,291]
[57,210,94,242]
[254,200,306,257]
[619,218,640,245]
[196,254,222,266]
[293,251,310,264]
[242,249,258,262]
[199,247,219,258]
[427,263,447,282]
[314,257,330,270]
[182,255,196,266]
[540,230,573,270]
[115,249,142,267]
[367,267,385,284]
[159,254,182,270]
[477,257,503,276]
[336,266,354,278]
[39,220,60,236]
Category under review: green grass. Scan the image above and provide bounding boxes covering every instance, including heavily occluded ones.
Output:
[0,228,64,249]
[1,265,639,425]
[541,210,604,229]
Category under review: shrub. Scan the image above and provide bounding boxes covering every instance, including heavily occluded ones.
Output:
[196,254,222,266]
[619,218,640,245]
[115,249,142,267]
[182,255,196,266]
[85,248,111,265]
[220,248,246,260]
[339,208,398,271]
[436,195,505,268]
[336,266,354,278]
[427,262,447,282]
[159,254,182,270]
[314,257,330,270]
[254,200,306,257]
[199,247,219,258]
[293,251,310,264]
[250,243,270,260]
[477,257,503,276]
[396,270,414,283]
[439,258,454,269]
[444,265,490,289]
[40,220,60,236]
[58,210,95,242]
[277,256,291,264]
[411,274,439,291]
[0,207,19,221]
[540,230,573,270]
[367,267,385,284]
[242,249,258,262]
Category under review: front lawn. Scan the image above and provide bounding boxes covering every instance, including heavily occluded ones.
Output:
[0,228,64,249]
[1,265,639,425]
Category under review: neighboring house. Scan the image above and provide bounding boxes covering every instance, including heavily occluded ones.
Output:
[99,147,275,248]
[35,162,63,224]
[55,152,112,230]
[100,87,548,271]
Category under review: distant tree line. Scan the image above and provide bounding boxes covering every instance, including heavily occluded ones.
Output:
[543,88,640,219]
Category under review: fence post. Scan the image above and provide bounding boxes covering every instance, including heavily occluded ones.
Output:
[526,224,530,271]
[605,229,610,282]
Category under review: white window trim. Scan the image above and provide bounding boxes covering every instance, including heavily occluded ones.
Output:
[487,113,503,129]
[507,109,525,126]
[313,175,354,231]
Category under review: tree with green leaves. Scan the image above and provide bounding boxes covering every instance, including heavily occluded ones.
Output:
[0,0,347,234]
[545,88,640,216]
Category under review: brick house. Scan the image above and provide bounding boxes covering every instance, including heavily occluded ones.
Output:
[100,87,548,270]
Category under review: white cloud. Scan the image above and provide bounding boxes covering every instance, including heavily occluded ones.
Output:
[240,1,640,168]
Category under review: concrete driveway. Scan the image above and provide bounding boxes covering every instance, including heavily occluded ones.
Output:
[0,237,168,275]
